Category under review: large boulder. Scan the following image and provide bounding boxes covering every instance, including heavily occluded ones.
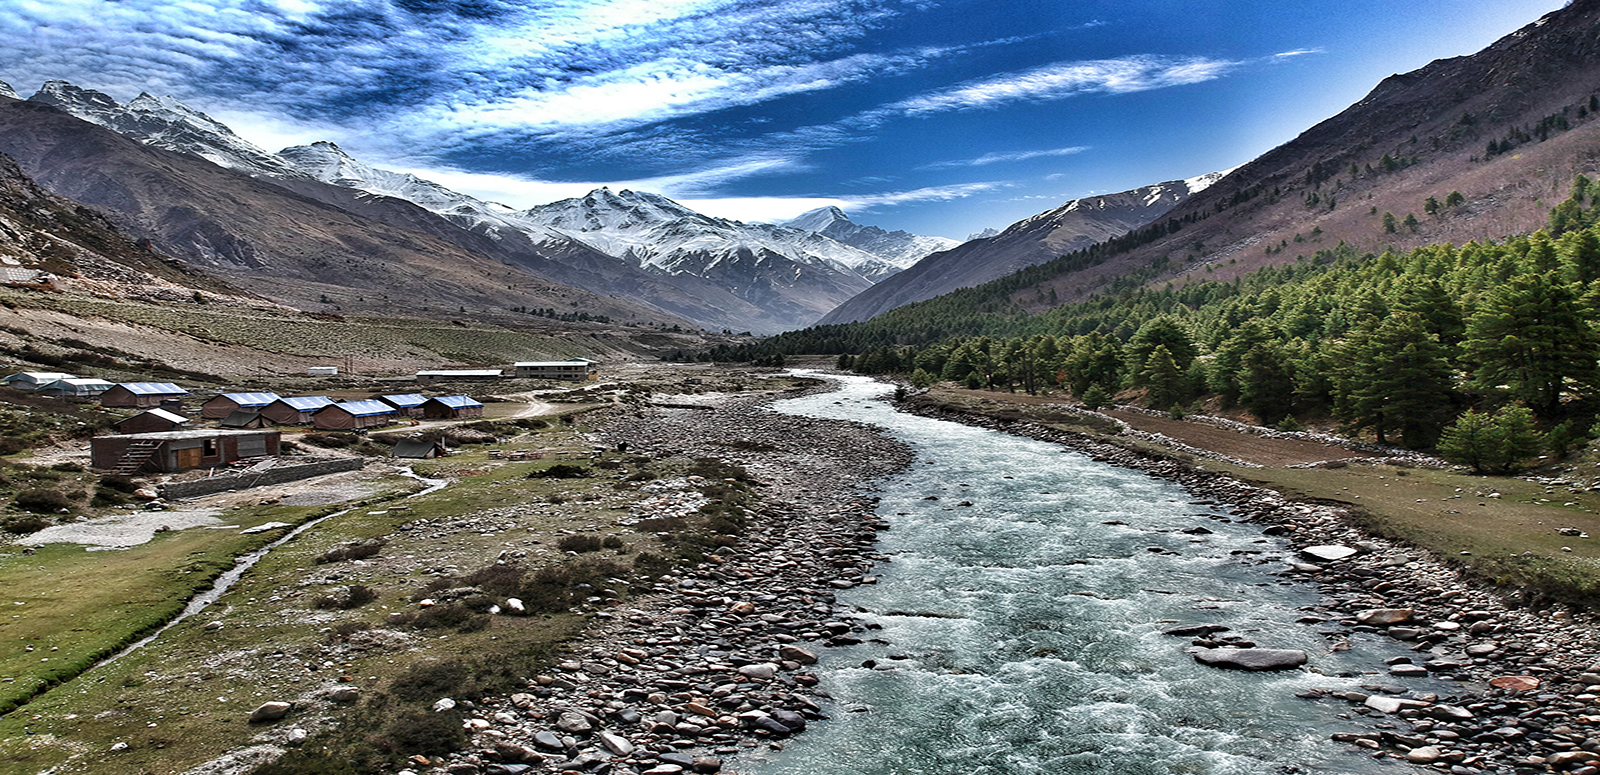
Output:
[1192,648,1308,671]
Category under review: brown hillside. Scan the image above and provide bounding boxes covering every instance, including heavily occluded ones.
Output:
[1024,0,1600,308]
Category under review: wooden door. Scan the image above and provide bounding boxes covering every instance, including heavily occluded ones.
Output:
[175,446,202,470]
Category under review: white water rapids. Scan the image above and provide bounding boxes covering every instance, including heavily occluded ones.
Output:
[735,373,1425,775]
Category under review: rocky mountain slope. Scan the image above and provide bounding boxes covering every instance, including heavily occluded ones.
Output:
[1009,0,1600,312]
[0,95,678,328]
[820,173,1222,324]
[780,206,960,279]
[18,83,954,332]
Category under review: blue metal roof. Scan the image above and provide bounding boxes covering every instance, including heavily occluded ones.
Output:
[327,400,397,417]
[214,392,279,407]
[431,395,484,409]
[380,393,428,407]
[117,382,189,395]
[278,396,335,410]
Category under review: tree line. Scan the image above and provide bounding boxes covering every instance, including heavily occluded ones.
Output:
[719,176,1600,474]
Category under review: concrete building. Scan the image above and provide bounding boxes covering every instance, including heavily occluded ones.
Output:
[513,358,599,381]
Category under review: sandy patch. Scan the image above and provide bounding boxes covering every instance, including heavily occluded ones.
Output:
[19,510,225,550]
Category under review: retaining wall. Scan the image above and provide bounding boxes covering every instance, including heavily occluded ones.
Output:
[159,458,367,500]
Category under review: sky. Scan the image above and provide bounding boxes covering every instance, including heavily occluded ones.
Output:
[0,0,1572,240]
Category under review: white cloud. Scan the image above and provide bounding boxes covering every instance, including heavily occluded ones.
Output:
[890,55,1240,115]
[920,145,1089,170]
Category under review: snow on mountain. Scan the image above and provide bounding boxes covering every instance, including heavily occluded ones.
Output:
[28,81,304,178]
[966,227,1001,241]
[517,188,884,281]
[0,81,17,100]
[779,207,959,279]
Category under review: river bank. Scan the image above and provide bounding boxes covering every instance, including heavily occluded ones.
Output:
[902,395,1600,774]
[420,374,1600,775]
[416,382,915,775]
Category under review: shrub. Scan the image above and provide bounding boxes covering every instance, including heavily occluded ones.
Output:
[375,711,468,758]
[315,538,386,564]
[602,535,625,550]
[14,488,72,513]
[557,534,604,553]
[529,463,589,479]
[98,474,142,494]
[314,585,379,610]
[2,515,48,534]
[50,462,84,473]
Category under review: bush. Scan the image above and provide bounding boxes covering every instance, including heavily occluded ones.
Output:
[315,538,387,564]
[14,488,72,513]
[602,535,625,550]
[50,462,84,473]
[2,515,48,534]
[529,463,589,479]
[314,585,379,610]
[98,474,143,494]
[557,534,604,553]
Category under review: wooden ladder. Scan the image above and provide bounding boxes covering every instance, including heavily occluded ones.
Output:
[111,439,162,475]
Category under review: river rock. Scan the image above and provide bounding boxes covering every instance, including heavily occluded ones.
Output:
[1356,608,1414,626]
[1301,545,1357,562]
[598,731,634,756]
[737,662,779,680]
[555,711,592,733]
[778,645,819,664]
[249,701,292,723]
[1192,648,1308,671]
[1405,745,1444,764]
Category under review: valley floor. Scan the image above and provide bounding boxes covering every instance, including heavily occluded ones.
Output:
[3,368,1599,774]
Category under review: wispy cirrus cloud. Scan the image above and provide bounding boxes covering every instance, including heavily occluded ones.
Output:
[919,145,1090,170]
[888,55,1241,115]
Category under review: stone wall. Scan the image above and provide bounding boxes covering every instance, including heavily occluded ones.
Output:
[159,458,367,500]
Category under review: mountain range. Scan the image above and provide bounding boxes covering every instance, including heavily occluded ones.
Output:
[7,82,981,333]
[6,0,1581,345]
[818,172,1225,324]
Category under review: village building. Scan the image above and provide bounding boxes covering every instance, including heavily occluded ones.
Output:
[416,369,503,384]
[391,439,448,459]
[421,395,485,419]
[313,400,397,431]
[307,366,339,377]
[377,393,428,418]
[1,372,77,390]
[91,429,280,475]
[221,411,270,429]
[260,396,335,425]
[115,408,190,435]
[38,377,115,398]
[513,358,599,381]
[100,382,189,409]
[201,392,281,420]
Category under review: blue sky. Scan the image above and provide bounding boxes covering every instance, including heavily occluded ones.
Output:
[0,0,1570,239]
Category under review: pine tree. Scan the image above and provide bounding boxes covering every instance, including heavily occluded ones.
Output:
[1142,345,1186,410]
[1332,312,1455,447]
[1124,317,1197,387]
[1464,272,1600,421]
[1438,409,1498,473]
[1490,405,1544,473]
[1239,341,1296,426]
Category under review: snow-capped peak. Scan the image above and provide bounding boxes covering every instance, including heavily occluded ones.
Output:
[779,206,959,274]
[0,80,18,100]
[28,80,303,178]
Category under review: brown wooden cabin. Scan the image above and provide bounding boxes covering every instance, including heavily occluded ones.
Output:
[100,382,189,409]
[201,392,280,420]
[115,408,190,435]
[260,396,335,425]
[91,429,280,474]
[421,395,485,419]
[313,400,397,431]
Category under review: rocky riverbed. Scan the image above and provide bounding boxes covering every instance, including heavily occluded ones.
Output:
[408,385,913,775]
[907,400,1600,775]
[415,380,1600,775]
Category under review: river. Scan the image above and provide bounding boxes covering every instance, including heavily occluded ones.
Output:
[737,373,1420,775]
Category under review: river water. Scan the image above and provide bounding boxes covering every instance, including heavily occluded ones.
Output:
[740,374,1414,775]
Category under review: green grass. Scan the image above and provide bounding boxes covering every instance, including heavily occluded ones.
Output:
[0,427,729,774]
